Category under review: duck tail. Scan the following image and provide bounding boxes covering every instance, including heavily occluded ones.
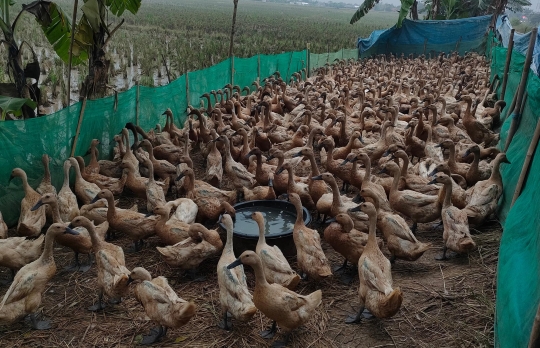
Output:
[176,301,197,320]
[380,288,403,318]
[459,238,477,252]
[307,289,323,308]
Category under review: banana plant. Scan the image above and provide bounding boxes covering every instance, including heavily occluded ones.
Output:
[350,0,416,28]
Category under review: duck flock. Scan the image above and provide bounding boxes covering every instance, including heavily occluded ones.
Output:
[0,52,508,346]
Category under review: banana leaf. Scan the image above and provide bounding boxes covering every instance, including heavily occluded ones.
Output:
[105,0,141,16]
[0,95,37,120]
[397,0,415,28]
[24,1,90,65]
[350,0,380,25]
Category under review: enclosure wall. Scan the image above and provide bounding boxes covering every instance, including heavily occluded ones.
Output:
[0,50,310,226]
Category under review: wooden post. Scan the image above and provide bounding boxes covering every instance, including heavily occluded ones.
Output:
[66,0,79,107]
[135,81,140,126]
[70,97,87,157]
[455,36,462,53]
[229,0,239,58]
[500,29,515,100]
[257,54,261,85]
[504,28,537,152]
[511,114,540,206]
[185,72,190,108]
[162,54,171,84]
[529,302,540,348]
[306,43,310,78]
[231,56,234,86]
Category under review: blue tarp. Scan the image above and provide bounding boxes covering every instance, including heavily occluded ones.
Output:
[496,14,540,76]
[357,15,492,57]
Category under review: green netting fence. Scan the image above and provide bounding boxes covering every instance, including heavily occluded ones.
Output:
[0,49,347,227]
[488,45,540,348]
[309,49,358,72]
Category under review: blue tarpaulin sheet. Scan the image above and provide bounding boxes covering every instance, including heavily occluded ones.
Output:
[496,14,540,76]
[357,15,492,57]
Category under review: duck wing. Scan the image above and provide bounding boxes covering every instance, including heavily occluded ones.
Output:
[359,257,393,295]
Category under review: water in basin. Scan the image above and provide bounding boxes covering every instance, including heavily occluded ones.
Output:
[234,206,297,237]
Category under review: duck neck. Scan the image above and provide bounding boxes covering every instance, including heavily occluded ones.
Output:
[329,178,343,206]
[326,143,335,162]
[104,195,117,222]
[50,200,63,223]
[490,156,504,183]
[399,155,409,176]
[306,130,317,148]
[224,139,234,163]
[255,153,263,175]
[62,162,71,189]
[40,230,56,263]
[447,144,456,167]
[306,152,320,176]
[367,212,377,246]
[293,199,304,226]
[440,99,447,116]
[430,106,438,126]
[123,131,132,155]
[224,224,234,252]
[146,145,156,161]
[256,218,266,247]
[341,217,354,233]
[252,258,270,287]
[470,151,480,172]
[442,180,452,208]
[390,168,401,194]
[71,161,83,182]
[90,144,99,166]
[43,158,51,183]
[464,99,472,118]
[276,156,285,171]
[286,168,296,191]
[242,132,249,150]
[183,171,195,197]
[362,157,372,183]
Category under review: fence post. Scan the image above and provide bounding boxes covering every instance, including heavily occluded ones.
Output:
[511,115,540,207]
[500,29,515,100]
[185,71,190,108]
[135,81,140,126]
[231,56,235,86]
[306,43,310,78]
[504,27,537,152]
[70,97,87,157]
[257,54,261,85]
[455,36,462,53]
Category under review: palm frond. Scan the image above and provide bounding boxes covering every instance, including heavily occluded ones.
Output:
[350,0,381,25]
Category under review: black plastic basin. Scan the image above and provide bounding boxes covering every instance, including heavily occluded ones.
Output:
[219,199,311,257]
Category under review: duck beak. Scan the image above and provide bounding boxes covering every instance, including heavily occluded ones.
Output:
[31,200,44,211]
[358,135,364,144]
[326,217,337,223]
[435,143,442,148]
[90,195,100,204]
[227,258,243,269]
[64,227,80,235]
[340,159,349,166]
[145,212,154,218]
[383,149,391,157]
[127,276,135,284]
[428,168,438,177]
[67,222,75,229]
[502,158,511,164]
[378,168,388,175]
[428,178,438,185]
[348,205,362,213]
[8,174,14,182]
[84,148,92,156]
[352,195,365,204]
[462,149,471,159]
[291,151,302,158]
[311,175,323,180]
[266,154,275,161]
[175,173,185,181]
[268,179,273,187]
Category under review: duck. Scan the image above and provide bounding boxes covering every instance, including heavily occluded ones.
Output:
[156,223,223,279]
[437,116,471,143]
[246,147,276,186]
[292,147,331,204]
[36,154,57,196]
[31,193,108,272]
[76,156,126,195]
[0,234,44,284]
[69,157,100,205]
[92,189,158,252]
[122,158,168,200]
[68,216,130,311]
[217,135,256,195]
[354,151,392,211]
[276,162,315,209]
[216,214,257,330]
[267,149,308,194]
[0,223,78,329]
[0,212,6,239]
[138,139,177,180]
[345,202,402,323]
[176,167,237,221]
[428,174,476,260]
[382,161,442,233]
[288,193,332,280]
[390,150,439,195]
[205,130,223,188]
[57,160,80,222]
[436,140,470,178]
[319,136,354,190]
[463,153,509,226]
[141,158,168,213]
[243,173,276,201]
[85,139,101,174]
[359,188,430,262]
[252,212,300,290]
[323,213,374,273]
[128,267,196,345]
[463,145,492,186]
[9,168,46,237]
[80,198,110,226]
[428,163,470,209]
[461,95,499,146]
[121,127,142,176]
[152,203,191,245]
[332,131,363,160]
[87,139,124,178]
[227,250,322,347]
[166,198,198,224]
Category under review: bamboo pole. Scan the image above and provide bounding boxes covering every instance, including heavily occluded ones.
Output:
[500,29,515,100]
[504,28,537,152]
[306,42,310,78]
[161,54,171,84]
[529,302,540,348]
[228,0,238,58]
[511,96,536,207]
[67,0,79,107]
[185,71,190,108]
[231,56,234,86]
[455,36,462,53]
[135,81,140,126]
[70,97,87,157]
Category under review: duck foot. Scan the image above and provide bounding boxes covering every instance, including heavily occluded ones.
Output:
[108,297,122,305]
[272,332,291,347]
[88,303,106,311]
[186,269,206,282]
[28,313,51,330]
[105,230,117,241]
[126,240,144,253]
[217,312,232,331]
[362,309,374,319]
[352,194,362,203]
[300,272,308,281]
[339,271,356,285]
[333,259,348,273]
[63,252,82,272]
[261,321,277,339]
[140,326,167,345]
